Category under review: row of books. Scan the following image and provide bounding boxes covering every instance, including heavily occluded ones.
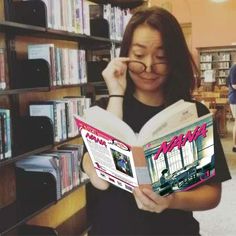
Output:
[41,0,131,40]
[28,44,87,86]
[89,3,132,40]
[200,53,231,62]
[0,48,7,90]
[29,97,91,143]
[15,143,87,200]
[0,109,12,160]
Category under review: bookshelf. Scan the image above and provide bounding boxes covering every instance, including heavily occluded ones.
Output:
[89,0,146,8]
[0,0,145,235]
[197,45,236,86]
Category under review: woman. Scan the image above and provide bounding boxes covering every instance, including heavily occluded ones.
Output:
[228,64,236,152]
[82,7,231,235]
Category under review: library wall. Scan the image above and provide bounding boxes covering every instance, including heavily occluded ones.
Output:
[0,0,4,20]
[149,0,236,61]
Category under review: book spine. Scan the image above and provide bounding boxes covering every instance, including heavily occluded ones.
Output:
[60,102,67,140]
[75,0,83,33]
[55,47,62,86]
[0,48,6,90]
[0,110,12,159]
[0,113,4,160]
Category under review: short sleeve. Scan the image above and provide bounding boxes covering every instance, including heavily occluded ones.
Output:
[229,65,236,85]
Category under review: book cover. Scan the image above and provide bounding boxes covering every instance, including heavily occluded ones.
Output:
[143,114,214,196]
[0,48,6,90]
[74,100,214,195]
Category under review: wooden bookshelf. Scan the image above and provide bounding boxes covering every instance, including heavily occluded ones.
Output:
[197,45,236,86]
[0,0,144,235]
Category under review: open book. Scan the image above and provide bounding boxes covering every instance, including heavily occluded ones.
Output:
[75,100,215,195]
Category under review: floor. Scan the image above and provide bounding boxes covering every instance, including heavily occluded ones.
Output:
[193,120,236,236]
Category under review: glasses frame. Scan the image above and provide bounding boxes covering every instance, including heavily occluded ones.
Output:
[127,60,168,75]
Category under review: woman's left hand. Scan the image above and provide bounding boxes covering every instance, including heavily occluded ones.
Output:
[133,187,175,213]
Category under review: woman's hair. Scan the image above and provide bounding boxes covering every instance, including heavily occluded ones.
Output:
[120,6,199,105]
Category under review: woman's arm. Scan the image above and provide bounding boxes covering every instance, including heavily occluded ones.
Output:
[102,57,130,118]
[82,152,110,190]
[133,183,221,213]
[169,182,221,211]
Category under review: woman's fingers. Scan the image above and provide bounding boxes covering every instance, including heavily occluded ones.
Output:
[102,57,130,95]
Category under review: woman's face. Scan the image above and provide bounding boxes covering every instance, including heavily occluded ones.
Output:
[128,24,168,94]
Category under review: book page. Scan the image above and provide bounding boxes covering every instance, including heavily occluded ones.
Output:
[75,117,139,192]
[83,106,137,145]
[138,101,198,145]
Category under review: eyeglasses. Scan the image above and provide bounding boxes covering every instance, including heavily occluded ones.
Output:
[127,60,168,75]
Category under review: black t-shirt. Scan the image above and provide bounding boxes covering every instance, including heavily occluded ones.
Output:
[85,94,231,236]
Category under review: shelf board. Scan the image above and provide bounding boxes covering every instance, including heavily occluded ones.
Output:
[0,87,50,96]
[60,179,90,200]
[51,83,88,90]
[0,198,54,235]
[56,207,90,236]
[0,21,121,47]
[197,45,236,51]
[0,84,91,96]
[89,0,145,8]
[200,60,231,63]
[88,81,106,87]
[55,135,81,146]
[0,20,45,33]
[0,145,53,168]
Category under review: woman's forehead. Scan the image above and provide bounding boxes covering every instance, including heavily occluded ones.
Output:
[131,24,163,49]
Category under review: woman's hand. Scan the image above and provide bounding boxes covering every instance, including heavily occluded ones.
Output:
[83,152,110,190]
[102,57,130,95]
[133,187,174,213]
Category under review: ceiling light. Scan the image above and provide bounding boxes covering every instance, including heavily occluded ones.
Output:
[210,0,228,3]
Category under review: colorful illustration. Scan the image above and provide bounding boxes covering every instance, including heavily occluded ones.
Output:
[144,115,214,196]
[111,148,133,177]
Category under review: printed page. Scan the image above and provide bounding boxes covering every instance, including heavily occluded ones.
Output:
[83,106,138,145]
[76,118,139,192]
[138,101,198,145]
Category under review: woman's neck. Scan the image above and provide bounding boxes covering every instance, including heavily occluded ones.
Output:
[133,90,164,107]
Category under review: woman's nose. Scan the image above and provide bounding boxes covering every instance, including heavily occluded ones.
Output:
[143,57,154,73]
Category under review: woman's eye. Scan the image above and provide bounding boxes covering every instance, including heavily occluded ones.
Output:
[134,54,144,59]
[156,56,167,61]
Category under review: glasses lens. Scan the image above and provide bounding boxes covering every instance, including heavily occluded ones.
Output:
[128,61,145,74]
[152,62,167,74]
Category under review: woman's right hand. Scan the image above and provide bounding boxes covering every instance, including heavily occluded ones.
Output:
[82,152,110,190]
[102,57,130,96]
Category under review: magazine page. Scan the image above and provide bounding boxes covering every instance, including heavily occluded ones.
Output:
[76,117,139,192]
[83,106,138,145]
[143,114,214,196]
[138,100,198,145]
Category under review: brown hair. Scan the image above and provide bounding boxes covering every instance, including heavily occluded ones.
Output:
[120,6,198,105]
